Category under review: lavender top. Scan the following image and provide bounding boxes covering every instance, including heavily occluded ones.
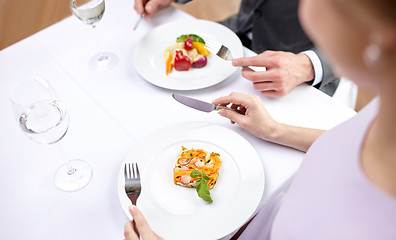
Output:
[240,98,396,239]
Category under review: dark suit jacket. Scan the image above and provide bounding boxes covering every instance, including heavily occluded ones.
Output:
[176,0,340,96]
[220,0,340,96]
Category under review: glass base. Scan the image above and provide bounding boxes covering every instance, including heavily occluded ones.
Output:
[89,52,118,71]
[55,159,93,192]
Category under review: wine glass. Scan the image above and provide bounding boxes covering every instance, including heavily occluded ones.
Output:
[9,77,93,192]
[71,0,118,71]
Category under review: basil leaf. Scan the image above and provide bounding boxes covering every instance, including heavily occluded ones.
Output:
[176,35,187,43]
[176,34,206,44]
[202,172,211,181]
[196,178,213,203]
[190,169,201,178]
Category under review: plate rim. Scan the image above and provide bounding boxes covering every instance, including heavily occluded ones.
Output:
[117,122,265,240]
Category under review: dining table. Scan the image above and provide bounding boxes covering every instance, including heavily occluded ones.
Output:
[0,1,356,239]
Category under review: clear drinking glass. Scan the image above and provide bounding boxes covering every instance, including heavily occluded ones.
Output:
[71,0,118,71]
[9,77,93,192]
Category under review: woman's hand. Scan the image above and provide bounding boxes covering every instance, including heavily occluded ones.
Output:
[134,0,174,19]
[212,92,280,141]
[213,92,325,152]
[124,205,163,240]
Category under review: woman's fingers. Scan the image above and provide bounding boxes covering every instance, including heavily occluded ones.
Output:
[218,108,246,126]
[212,92,253,107]
[128,205,163,240]
[124,219,139,240]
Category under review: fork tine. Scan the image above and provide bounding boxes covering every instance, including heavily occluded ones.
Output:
[204,42,215,52]
[204,45,215,53]
[206,39,220,47]
[125,163,140,179]
[129,163,136,178]
[135,163,140,178]
[204,39,220,53]
[205,42,217,50]
[124,163,128,179]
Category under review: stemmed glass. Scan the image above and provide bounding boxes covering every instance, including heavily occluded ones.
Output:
[71,0,118,71]
[9,77,93,192]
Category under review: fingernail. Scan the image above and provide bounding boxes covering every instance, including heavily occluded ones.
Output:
[146,5,152,12]
[232,60,238,66]
[218,109,226,116]
[129,205,135,212]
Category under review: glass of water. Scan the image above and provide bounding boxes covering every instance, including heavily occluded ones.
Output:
[71,0,118,71]
[9,77,93,192]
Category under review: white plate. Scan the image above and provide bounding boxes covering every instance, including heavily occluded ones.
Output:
[118,122,265,240]
[133,20,243,90]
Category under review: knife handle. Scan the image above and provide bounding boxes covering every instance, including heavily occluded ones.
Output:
[214,105,232,111]
[214,105,246,115]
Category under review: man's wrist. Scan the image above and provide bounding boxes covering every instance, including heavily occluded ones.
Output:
[301,50,323,86]
[297,53,315,83]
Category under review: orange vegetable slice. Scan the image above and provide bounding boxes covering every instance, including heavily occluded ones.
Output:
[166,53,173,75]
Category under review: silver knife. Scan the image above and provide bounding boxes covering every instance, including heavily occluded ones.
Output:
[172,93,230,112]
[133,13,145,31]
[133,0,149,31]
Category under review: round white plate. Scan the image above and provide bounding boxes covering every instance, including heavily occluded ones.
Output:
[133,20,243,90]
[118,122,265,240]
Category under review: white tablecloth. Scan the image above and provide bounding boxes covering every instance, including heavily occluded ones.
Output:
[0,1,356,239]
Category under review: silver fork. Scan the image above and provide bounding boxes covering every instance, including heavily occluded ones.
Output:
[124,163,141,205]
[205,40,254,71]
[205,40,235,61]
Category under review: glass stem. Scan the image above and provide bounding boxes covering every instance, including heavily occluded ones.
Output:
[56,142,77,175]
[91,24,109,63]
[66,162,77,175]
[92,24,100,52]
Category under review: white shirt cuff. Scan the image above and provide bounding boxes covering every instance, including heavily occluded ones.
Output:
[301,50,323,86]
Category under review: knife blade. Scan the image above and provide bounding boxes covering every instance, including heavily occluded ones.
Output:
[172,93,230,112]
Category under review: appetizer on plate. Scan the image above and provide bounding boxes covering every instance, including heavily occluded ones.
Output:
[173,146,221,203]
[163,34,211,75]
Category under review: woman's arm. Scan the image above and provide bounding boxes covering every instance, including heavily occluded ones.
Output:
[213,92,325,152]
[268,122,325,152]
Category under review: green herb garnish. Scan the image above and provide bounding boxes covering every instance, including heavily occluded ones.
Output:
[176,34,205,44]
[190,169,213,203]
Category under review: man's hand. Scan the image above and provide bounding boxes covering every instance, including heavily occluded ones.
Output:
[232,50,315,97]
[134,0,174,19]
